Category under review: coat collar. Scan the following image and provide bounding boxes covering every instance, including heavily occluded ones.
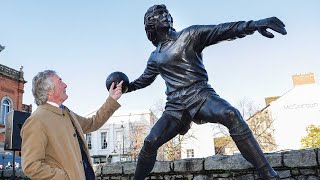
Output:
[39,103,64,115]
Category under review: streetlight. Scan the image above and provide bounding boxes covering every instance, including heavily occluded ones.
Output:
[121,122,125,161]
[0,44,5,52]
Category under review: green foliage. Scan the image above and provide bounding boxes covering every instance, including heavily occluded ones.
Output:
[301,124,320,148]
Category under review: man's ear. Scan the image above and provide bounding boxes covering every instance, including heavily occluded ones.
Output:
[48,89,53,98]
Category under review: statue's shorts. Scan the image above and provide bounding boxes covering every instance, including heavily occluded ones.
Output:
[164,81,217,134]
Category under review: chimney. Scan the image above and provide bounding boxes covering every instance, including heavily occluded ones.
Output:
[292,73,315,86]
[265,96,280,106]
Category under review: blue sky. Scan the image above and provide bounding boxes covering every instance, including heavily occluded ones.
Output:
[1,1,320,116]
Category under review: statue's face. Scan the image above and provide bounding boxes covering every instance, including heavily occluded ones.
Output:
[151,9,173,30]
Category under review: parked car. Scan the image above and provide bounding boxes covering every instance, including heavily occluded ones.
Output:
[0,153,21,169]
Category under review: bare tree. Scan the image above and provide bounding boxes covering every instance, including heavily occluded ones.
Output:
[237,97,260,119]
[160,127,198,161]
[247,110,277,152]
[214,136,234,155]
[162,137,181,161]
[150,99,165,118]
[213,97,277,154]
[128,121,150,161]
[239,97,277,152]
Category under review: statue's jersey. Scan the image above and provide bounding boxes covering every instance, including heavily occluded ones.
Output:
[129,21,253,95]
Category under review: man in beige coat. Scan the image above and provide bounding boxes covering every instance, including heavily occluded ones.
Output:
[21,70,123,180]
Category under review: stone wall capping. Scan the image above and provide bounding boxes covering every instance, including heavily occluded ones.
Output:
[283,149,317,167]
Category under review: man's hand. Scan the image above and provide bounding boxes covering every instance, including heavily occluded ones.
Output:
[109,81,123,100]
[251,17,287,38]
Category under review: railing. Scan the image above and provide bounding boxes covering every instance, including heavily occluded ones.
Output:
[0,64,21,80]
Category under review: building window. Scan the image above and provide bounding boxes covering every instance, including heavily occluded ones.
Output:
[101,132,107,149]
[116,131,124,151]
[186,149,194,158]
[86,133,92,150]
[1,98,12,125]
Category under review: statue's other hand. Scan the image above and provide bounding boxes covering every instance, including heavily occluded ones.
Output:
[255,17,287,38]
[125,82,133,93]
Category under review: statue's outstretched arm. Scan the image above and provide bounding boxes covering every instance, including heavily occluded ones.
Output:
[193,17,287,52]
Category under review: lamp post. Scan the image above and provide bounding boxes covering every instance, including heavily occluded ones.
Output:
[121,122,125,161]
[0,44,5,52]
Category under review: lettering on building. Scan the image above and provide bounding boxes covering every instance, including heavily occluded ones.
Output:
[283,103,319,110]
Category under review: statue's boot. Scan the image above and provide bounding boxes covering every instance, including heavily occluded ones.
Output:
[232,131,279,180]
[133,150,157,180]
[257,164,280,180]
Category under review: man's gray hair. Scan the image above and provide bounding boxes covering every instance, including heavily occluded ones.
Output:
[32,70,56,106]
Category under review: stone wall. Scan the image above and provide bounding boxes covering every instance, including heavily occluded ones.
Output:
[1,149,320,179]
[96,149,320,179]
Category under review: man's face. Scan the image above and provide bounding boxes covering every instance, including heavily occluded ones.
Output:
[48,74,68,104]
[151,9,173,30]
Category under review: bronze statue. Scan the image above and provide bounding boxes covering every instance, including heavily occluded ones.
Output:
[127,4,287,180]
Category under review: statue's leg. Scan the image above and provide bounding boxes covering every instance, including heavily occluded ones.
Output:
[134,113,182,180]
[194,95,280,180]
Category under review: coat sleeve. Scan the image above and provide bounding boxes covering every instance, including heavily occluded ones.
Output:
[73,96,121,133]
[21,117,69,180]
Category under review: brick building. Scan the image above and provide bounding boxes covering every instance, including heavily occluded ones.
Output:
[0,64,32,152]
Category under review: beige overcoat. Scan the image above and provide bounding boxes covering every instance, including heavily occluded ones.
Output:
[21,96,120,180]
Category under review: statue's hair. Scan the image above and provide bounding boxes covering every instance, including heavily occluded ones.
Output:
[144,4,175,46]
[32,70,56,106]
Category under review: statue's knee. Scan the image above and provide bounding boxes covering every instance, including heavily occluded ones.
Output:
[142,135,159,153]
[223,106,252,140]
[223,106,241,123]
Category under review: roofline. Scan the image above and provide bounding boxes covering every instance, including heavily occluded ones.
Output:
[247,83,320,121]
[0,64,27,83]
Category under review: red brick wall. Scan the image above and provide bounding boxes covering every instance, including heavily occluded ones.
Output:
[0,74,25,145]
[0,133,4,143]
[0,74,25,111]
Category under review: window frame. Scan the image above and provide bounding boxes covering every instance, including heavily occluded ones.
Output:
[101,132,108,150]
[0,96,13,125]
[86,133,92,150]
[186,149,194,158]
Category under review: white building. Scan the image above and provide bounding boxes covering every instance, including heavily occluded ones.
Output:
[84,110,155,163]
[180,123,215,159]
[266,73,320,151]
[211,73,320,155]
[85,107,216,162]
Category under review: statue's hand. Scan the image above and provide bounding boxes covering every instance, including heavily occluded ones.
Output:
[252,17,287,38]
[125,82,133,93]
